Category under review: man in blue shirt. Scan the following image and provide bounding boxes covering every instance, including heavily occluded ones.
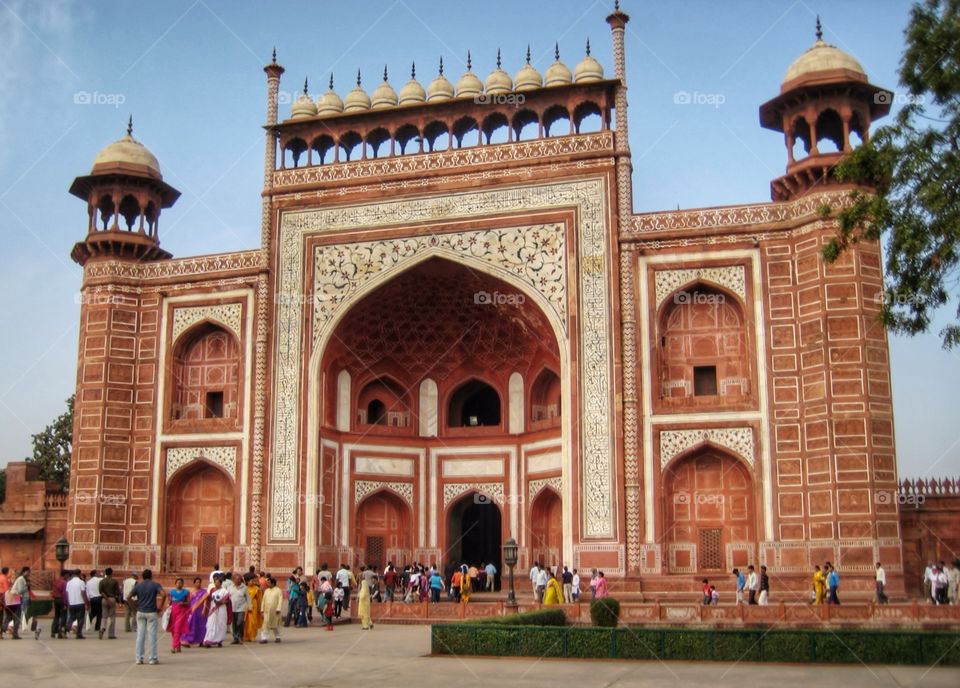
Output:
[826,562,841,605]
[733,568,746,604]
[484,562,497,591]
[130,569,167,665]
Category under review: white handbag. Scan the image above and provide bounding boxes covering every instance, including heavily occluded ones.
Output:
[161,606,172,631]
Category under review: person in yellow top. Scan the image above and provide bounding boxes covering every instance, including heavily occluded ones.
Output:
[812,565,826,605]
[260,577,282,643]
[358,580,373,630]
[459,565,472,603]
[543,570,563,605]
[243,575,263,641]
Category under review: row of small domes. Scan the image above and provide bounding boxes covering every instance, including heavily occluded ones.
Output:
[290,43,605,118]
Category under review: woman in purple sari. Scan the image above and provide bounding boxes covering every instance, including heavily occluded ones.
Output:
[179,577,209,648]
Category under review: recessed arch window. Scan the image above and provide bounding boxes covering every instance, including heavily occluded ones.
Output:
[447,378,501,427]
[170,323,241,423]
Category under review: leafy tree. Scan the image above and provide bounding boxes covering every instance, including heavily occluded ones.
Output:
[823,0,960,347]
[26,395,74,491]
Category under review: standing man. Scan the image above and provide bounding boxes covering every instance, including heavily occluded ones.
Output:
[758,565,770,605]
[746,565,758,605]
[335,565,354,615]
[733,568,745,605]
[229,573,249,644]
[561,566,573,603]
[98,568,120,639]
[51,569,68,639]
[923,562,934,602]
[826,562,841,605]
[875,562,888,604]
[65,569,89,639]
[86,569,103,634]
[383,565,397,602]
[6,567,30,639]
[529,562,541,602]
[535,565,549,603]
[260,577,282,643]
[948,560,960,605]
[131,569,166,666]
[122,572,138,632]
[485,561,497,592]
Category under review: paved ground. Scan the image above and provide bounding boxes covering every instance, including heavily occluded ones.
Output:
[5,621,959,688]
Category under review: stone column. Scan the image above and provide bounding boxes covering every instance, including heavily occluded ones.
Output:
[608,4,642,573]
[250,52,284,568]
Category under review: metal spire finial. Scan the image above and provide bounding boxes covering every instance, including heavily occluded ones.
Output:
[496,48,502,69]
[815,15,823,41]
[555,42,560,61]
[271,47,276,64]
[303,77,309,94]
[411,62,416,79]
[126,115,133,137]
[526,44,531,64]
[467,50,472,71]
[356,69,362,87]
[586,38,591,56]
[329,73,334,90]
[438,56,444,75]
[614,0,620,10]
[383,65,388,82]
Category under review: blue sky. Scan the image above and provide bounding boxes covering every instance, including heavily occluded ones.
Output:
[0,0,956,480]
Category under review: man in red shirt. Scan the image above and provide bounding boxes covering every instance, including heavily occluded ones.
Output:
[383,566,397,602]
[51,570,68,639]
[0,567,9,637]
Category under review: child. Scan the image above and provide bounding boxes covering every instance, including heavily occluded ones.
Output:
[296,582,309,627]
[702,579,711,605]
[710,585,719,605]
[322,591,334,631]
[332,581,344,619]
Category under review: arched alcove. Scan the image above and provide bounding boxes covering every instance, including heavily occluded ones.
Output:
[170,323,241,424]
[448,378,501,427]
[165,462,234,571]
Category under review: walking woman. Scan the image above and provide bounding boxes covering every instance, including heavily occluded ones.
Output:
[202,575,230,647]
[812,565,825,605]
[358,579,373,630]
[243,575,263,642]
[459,565,472,604]
[180,577,209,647]
[168,578,190,653]
[543,571,563,605]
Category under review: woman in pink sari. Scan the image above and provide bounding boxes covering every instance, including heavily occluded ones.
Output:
[179,577,209,648]
[168,578,190,653]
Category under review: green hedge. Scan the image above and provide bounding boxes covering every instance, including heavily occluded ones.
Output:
[469,608,566,626]
[431,624,960,665]
[590,597,620,627]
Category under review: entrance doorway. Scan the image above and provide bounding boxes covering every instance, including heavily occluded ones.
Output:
[165,463,234,571]
[447,492,502,574]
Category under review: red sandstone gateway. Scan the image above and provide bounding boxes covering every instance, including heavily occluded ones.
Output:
[2,6,950,602]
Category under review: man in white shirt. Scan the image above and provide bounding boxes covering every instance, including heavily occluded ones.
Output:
[571,569,582,602]
[535,566,549,603]
[484,562,497,591]
[875,562,888,604]
[746,565,758,605]
[122,572,138,632]
[529,562,540,602]
[86,570,103,632]
[65,570,90,639]
[229,574,249,644]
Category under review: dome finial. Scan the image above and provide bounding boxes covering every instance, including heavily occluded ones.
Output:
[586,38,592,56]
[127,115,133,137]
[526,44,532,64]
[410,62,416,79]
[555,42,560,61]
[439,56,444,76]
[356,69,362,87]
[271,46,277,64]
[329,73,334,90]
[467,50,472,70]
[303,77,309,95]
[614,0,620,10]
[383,65,389,82]
[497,48,502,69]
[815,15,823,41]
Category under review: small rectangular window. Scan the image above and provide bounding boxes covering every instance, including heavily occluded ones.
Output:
[205,391,224,418]
[693,366,718,396]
